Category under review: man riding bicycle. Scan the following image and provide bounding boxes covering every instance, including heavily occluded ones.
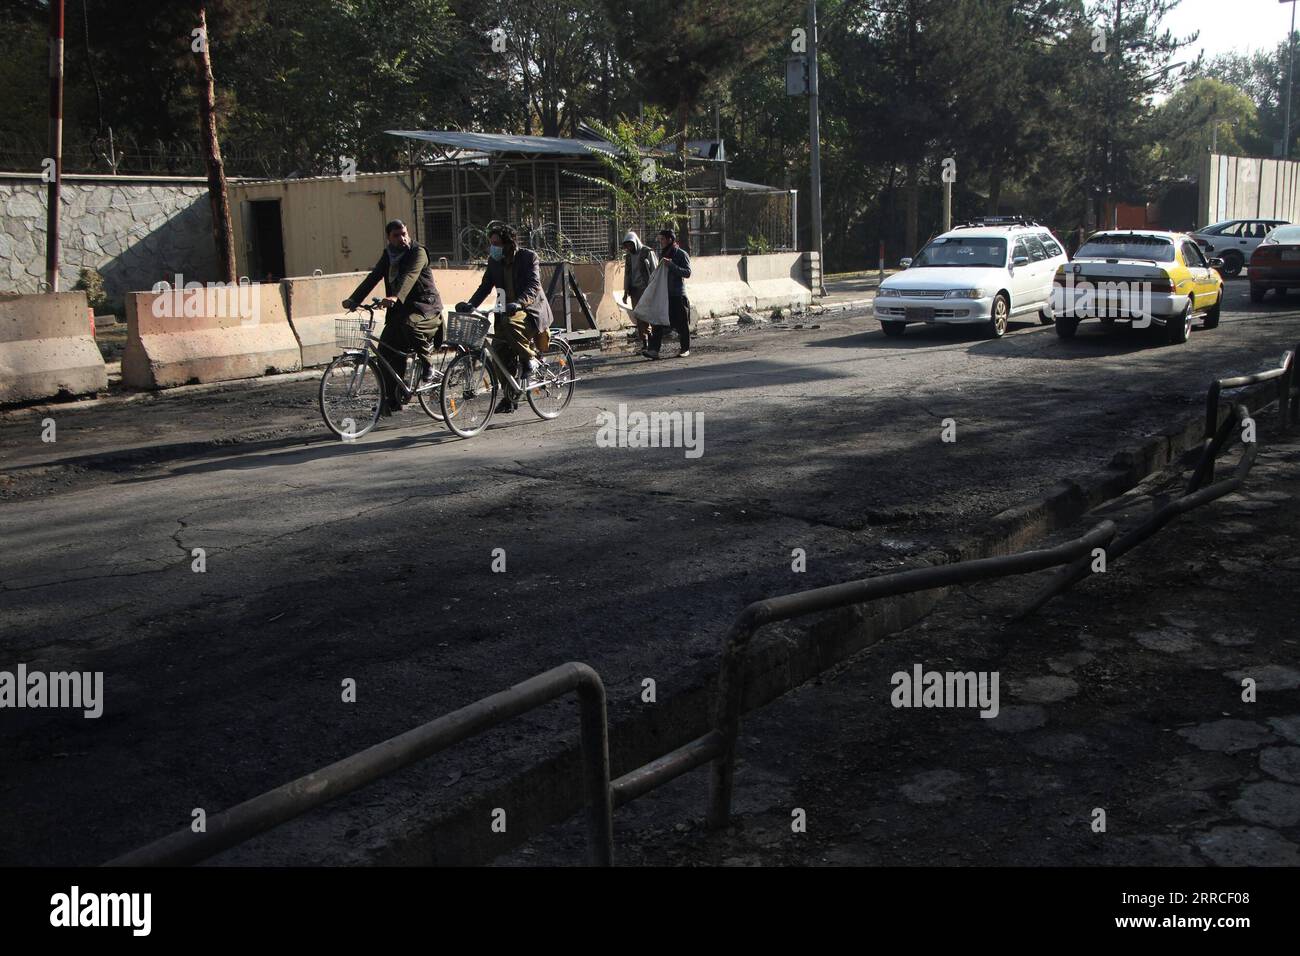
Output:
[342,219,444,415]
[455,223,554,414]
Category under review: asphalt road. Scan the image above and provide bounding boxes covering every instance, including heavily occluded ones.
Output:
[2,282,1298,864]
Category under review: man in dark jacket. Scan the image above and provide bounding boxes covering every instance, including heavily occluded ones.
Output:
[457,223,554,414]
[342,219,444,415]
[646,228,691,359]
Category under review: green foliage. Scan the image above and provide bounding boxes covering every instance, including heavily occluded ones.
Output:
[73,267,108,311]
[563,113,687,236]
[745,233,773,255]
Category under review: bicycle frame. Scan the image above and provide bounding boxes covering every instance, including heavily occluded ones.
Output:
[457,315,574,395]
[342,305,446,400]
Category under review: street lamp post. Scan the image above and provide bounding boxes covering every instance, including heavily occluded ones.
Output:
[807,0,825,296]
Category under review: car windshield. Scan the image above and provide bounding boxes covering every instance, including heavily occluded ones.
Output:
[1267,225,1300,244]
[911,237,1007,268]
[1199,222,1233,235]
[1075,234,1176,262]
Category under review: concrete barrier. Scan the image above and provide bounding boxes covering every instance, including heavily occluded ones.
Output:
[743,253,812,311]
[122,282,302,389]
[569,261,623,332]
[682,255,755,324]
[280,271,367,368]
[0,292,108,403]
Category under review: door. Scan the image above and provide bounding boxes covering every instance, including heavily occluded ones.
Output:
[337,191,388,274]
[1021,235,1052,310]
[1009,238,1037,312]
[1181,240,1217,310]
[248,200,285,281]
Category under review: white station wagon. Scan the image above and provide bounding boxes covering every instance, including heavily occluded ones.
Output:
[876,219,1068,338]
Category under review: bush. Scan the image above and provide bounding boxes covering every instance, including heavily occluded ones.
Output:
[74,268,108,312]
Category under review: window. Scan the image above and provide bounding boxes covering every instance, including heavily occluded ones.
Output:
[1039,234,1064,258]
[912,236,1008,268]
[1182,241,1207,267]
[1247,221,1268,239]
[1024,236,1048,261]
[1218,221,1245,238]
[1075,233,1177,262]
[1012,239,1029,262]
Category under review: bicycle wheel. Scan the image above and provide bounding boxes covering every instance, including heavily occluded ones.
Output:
[320,352,383,439]
[416,345,459,421]
[440,351,498,438]
[526,337,576,419]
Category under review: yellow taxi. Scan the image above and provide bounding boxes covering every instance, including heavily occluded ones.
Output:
[1049,230,1224,345]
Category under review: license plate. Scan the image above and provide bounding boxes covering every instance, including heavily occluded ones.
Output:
[1283,251,1300,261]
[905,307,935,320]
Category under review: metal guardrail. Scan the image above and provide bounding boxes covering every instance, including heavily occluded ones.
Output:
[108,662,613,867]
[704,522,1117,828]
[1201,346,1296,485]
[108,350,1299,866]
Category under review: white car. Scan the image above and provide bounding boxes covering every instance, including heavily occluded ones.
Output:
[1192,218,1290,278]
[876,220,1068,338]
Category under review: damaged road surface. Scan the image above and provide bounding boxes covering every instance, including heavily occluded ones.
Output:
[1,286,1297,865]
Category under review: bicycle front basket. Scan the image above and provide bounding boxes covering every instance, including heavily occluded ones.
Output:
[335,314,374,350]
[446,314,489,349]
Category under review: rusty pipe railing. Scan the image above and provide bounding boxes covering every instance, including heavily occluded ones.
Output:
[705,520,1118,829]
[107,662,613,867]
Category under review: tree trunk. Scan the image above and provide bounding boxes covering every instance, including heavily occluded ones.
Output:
[194,2,235,282]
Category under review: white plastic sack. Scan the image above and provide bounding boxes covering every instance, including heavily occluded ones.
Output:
[631,263,671,326]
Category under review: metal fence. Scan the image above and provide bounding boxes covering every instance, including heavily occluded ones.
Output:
[108,352,1298,867]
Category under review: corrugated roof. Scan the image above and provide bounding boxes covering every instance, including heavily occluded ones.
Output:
[387,130,617,157]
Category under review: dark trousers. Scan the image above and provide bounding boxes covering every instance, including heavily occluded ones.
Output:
[378,319,436,408]
[649,295,690,352]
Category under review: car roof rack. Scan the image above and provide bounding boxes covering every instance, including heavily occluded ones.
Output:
[950,216,1044,230]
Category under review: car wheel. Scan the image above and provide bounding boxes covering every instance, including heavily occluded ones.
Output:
[881,320,906,337]
[1037,303,1054,325]
[1054,316,1080,339]
[1249,283,1266,303]
[986,294,1009,338]
[1100,316,1117,331]
[1202,288,1222,329]
[1165,301,1192,345]
[1221,251,1244,278]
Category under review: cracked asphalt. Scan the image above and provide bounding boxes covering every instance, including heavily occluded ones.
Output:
[1,283,1298,865]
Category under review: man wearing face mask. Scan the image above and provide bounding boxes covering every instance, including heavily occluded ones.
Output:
[645,228,691,359]
[456,223,554,414]
[342,219,444,415]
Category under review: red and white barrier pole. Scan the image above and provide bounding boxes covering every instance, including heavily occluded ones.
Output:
[46,0,65,293]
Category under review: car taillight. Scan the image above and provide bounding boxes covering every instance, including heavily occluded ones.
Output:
[1052,274,1068,286]
[1253,246,1280,261]
[1149,279,1173,293]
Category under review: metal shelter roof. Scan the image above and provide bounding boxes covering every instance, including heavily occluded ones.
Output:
[386,130,618,158]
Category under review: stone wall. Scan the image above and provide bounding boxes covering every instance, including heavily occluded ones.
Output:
[0,173,218,308]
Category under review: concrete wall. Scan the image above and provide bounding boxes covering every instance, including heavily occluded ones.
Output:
[1199,153,1300,226]
[0,173,217,305]
[0,291,107,403]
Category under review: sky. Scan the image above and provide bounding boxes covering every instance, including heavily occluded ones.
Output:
[1172,0,1297,63]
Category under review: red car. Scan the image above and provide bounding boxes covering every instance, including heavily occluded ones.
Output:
[1249,224,1300,302]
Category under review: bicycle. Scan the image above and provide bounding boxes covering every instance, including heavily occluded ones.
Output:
[319,299,457,439]
[439,306,577,438]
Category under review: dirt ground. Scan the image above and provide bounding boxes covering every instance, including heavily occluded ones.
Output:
[503,412,1300,866]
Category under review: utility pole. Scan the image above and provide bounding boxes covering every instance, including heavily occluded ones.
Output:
[808,0,825,295]
[1285,0,1297,160]
[46,0,65,293]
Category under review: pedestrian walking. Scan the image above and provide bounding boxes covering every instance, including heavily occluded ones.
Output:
[645,229,692,359]
[621,231,657,351]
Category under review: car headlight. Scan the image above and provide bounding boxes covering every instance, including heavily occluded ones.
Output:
[944,288,984,299]
[878,288,901,297]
